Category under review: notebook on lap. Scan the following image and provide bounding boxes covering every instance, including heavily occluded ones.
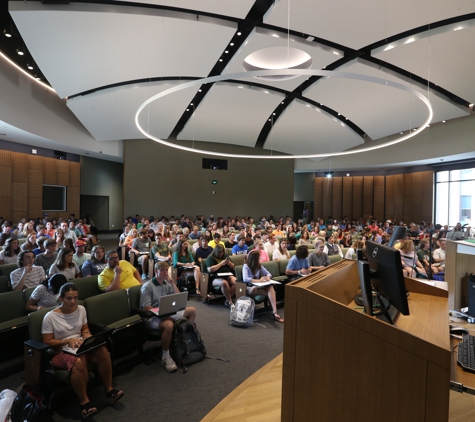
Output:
[150,291,188,318]
[62,328,113,355]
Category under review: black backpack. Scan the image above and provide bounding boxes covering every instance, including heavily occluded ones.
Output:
[170,320,206,372]
[176,275,195,293]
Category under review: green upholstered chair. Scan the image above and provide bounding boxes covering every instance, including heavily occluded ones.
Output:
[84,289,144,360]
[0,263,19,279]
[0,290,29,362]
[74,275,102,300]
[0,275,10,293]
[229,254,246,267]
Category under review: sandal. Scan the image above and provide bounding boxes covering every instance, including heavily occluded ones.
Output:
[196,289,201,295]
[80,402,97,420]
[274,313,284,323]
[106,388,124,405]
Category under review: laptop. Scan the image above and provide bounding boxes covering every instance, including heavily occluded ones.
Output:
[62,328,113,355]
[150,292,188,318]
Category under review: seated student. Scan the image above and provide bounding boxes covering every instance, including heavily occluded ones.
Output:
[264,235,279,258]
[21,233,38,252]
[35,238,58,273]
[189,226,201,240]
[323,235,344,258]
[285,245,311,279]
[244,232,254,248]
[399,240,427,278]
[130,229,152,280]
[308,240,330,271]
[32,236,48,256]
[0,237,21,265]
[242,251,284,323]
[81,245,107,277]
[42,282,124,418]
[26,273,68,312]
[49,248,81,280]
[273,238,290,261]
[98,250,142,292]
[173,240,201,295]
[224,232,237,248]
[344,240,364,260]
[73,240,91,269]
[433,239,446,270]
[416,239,440,277]
[208,232,225,249]
[298,231,312,246]
[10,250,46,291]
[253,240,269,263]
[206,244,236,308]
[195,236,213,264]
[140,261,197,372]
[151,233,172,263]
[339,233,353,248]
[232,235,248,255]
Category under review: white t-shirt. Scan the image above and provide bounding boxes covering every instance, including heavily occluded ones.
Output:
[49,263,80,280]
[42,305,87,340]
[10,266,45,290]
[264,241,279,257]
[433,248,446,263]
[273,249,289,261]
[0,250,18,264]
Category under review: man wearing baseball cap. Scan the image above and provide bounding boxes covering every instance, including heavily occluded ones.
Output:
[140,261,196,372]
[73,239,91,268]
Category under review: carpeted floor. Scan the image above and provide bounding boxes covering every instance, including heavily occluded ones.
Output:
[0,234,285,421]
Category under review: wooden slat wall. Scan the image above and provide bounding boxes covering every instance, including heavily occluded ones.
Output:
[0,152,79,222]
[313,171,434,223]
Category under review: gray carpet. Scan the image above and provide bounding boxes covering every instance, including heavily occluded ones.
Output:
[0,234,285,421]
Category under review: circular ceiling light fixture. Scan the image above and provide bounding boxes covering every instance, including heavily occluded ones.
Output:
[243,47,312,81]
[135,69,433,159]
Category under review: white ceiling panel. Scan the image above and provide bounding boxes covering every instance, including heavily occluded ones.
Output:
[67,80,196,142]
[224,31,338,91]
[266,99,364,155]
[265,0,475,50]
[304,60,467,140]
[178,82,284,147]
[118,0,254,19]
[11,2,236,98]
[373,26,475,106]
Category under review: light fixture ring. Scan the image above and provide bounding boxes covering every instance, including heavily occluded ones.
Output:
[135,69,433,159]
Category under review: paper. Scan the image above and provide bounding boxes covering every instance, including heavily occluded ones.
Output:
[252,280,282,287]
[217,272,233,276]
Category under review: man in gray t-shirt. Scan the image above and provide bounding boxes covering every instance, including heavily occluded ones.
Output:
[131,229,152,280]
[34,238,58,274]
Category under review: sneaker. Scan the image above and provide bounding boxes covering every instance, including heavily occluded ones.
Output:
[224,300,232,308]
[141,273,148,281]
[161,356,177,373]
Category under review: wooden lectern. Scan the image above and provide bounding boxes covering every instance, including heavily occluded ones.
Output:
[281,260,451,422]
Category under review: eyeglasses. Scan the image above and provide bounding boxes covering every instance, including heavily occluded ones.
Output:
[107,256,119,260]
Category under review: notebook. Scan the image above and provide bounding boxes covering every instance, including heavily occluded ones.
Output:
[62,329,113,356]
[150,291,188,318]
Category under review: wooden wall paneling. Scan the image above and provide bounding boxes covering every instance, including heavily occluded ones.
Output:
[11,211,25,224]
[385,175,394,221]
[322,178,333,219]
[342,177,353,218]
[373,176,385,221]
[12,182,27,213]
[43,158,57,185]
[394,174,404,221]
[0,150,12,166]
[314,178,323,219]
[332,177,343,219]
[411,172,423,224]
[0,197,11,221]
[27,155,44,171]
[28,170,43,198]
[11,153,28,183]
[69,163,80,187]
[67,186,80,215]
[363,176,374,219]
[403,174,413,223]
[352,176,363,219]
[421,171,434,223]
[28,198,43,220]
[0,166,12,197]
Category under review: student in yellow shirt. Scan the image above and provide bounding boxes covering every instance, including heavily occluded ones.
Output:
[98,250,142,292]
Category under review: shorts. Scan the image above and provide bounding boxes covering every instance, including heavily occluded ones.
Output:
[51,349,98,372]
[212,278,227,287]
[146,310,185,329]
[138,254,149,264]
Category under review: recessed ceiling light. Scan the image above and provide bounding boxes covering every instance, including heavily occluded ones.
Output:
[454,26,463,31]
[198,89,202,92]
[412,128,416,131]
[237,32,241,36]
[273,113,276,115]
[17,48,24,56]
[32,149,37,155]
[230,43,234,46]
[346,173,350,177]
[190,103,193,106]
[3,29,12,38]
[27,63,34,70]
[337,113,340,116]
[264,90,269,94]
[219,59,223,62]
[281,101,284,104]
[272,34,279,38]
[333,51,339,55]
[442,120,446,123]
[238,85,243,88]
[400,132,403,134]
[306,36,314,42]
[225,51,229,54]
[186,109,189,111]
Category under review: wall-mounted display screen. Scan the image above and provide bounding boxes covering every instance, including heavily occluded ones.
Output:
[42,185,67,211]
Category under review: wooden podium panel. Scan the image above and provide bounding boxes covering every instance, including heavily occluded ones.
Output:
[282,260,451,422]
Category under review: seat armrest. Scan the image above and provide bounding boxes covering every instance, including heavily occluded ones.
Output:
[24,339,50,352]
[88,322,109,335]
[131,307,153,319]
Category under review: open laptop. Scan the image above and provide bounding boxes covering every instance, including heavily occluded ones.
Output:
[150,291,188,318]
[62,328,113,355]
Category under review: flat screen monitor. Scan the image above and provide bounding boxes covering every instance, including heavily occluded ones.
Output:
[366,241,410,317]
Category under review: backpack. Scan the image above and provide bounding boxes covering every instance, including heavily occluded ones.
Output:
[230,296,255,328]
[170,320,206,372]
[176,275,195,293]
